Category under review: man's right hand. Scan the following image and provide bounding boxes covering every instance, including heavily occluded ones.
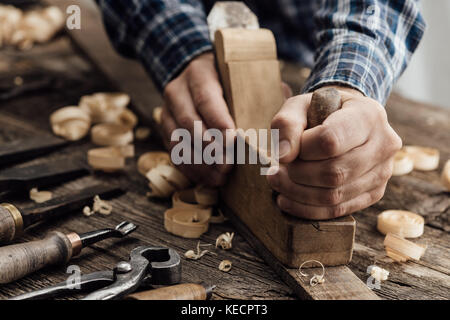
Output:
[160,52,236,187]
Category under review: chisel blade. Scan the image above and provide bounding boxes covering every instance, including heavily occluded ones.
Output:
[0,136,69,168]
[0,157,89,194]
[19,184,124,228]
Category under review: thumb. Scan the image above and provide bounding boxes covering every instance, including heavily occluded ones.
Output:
[271,94,310,163]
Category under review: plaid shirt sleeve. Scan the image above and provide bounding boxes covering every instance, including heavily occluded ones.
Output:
[95,0,213,92]
[302,0,426,105]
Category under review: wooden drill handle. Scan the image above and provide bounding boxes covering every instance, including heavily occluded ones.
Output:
[125,283,209,300]
[0,231,73,284]
[307,87,342,128]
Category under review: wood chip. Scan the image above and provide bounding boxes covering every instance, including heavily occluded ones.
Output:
[219,260,232,272]
[135,127,151,140]
[116,109,138,129]
[87,145,134,172]
[79,92,130,123]
[184,241,213,260]
[50,106,91,141]
[369,266,389,282]
[194,185,218,206]
[297,260,325,287]
[29,187,52,203]
[137,151,171,176]
[83,195,113,216]
[153,106,163,124]
[403,146,440,171]
[210,209,228,224]
[377,210,424,238]
[216,232,234,250]
[164,207,211,238]
[392,150,414,176]
[91,123,133,146]
[384,233,427,262]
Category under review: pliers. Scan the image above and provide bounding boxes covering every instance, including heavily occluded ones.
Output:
[10,246,182,300]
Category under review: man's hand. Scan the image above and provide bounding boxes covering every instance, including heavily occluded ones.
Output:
[161,53,235,187]
[267,86,402,220]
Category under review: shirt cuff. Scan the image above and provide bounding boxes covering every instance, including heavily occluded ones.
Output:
[302,33,394,105]
[137,6,213,91]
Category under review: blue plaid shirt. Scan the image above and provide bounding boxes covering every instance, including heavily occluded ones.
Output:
[96,0,425,105]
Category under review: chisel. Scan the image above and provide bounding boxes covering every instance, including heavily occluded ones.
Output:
[0,157,89,199]
[0,221,137,284]
[0,135,69,168]
[0,183,123,244]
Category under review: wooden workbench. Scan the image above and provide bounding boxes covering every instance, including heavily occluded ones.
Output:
[0,3,449,300]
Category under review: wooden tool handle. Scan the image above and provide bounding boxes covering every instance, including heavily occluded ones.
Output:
[125,283,209,300]
[307,87,342,128]
[0,205,19,244]
[0,231,73,284]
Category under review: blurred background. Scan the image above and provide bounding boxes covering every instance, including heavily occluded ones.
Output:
[395,0,450,109]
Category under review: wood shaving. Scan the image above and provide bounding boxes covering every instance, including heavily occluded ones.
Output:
[137,151,171,176]
[369,266,389,282]
[377,210,424,238]
[219,260,232,272]
[297,260,325,287]
[0,5,64,50]
[184,241,214,260]
[194,185,218,206]
[146,164,191,198]
[215,232,234,250]
[50,106,91,141]
[83,195,113,216]
[87,145,134,172]
[29,187,52,203]
[135,127,151,140]
[153,106,163,124]
[91,123,133,146]
[383,233,427,262]
[403,146,440,171]
[79,92,130,124]
[210,209,228,224]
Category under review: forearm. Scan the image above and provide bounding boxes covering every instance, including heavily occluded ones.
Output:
[95,0,213,91]
[303,0,426,105]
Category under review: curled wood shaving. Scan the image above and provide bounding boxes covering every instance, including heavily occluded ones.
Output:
[83,195,113,216]
[135,127,151,140]
[146,164,191,198]
[50,106,91,141]
[403,146,440,171]
[297,260,325,287]
[29,187,52,203]
[219,260,232,272]
[0,5,64,50]
[164,208,211,239]
[91,123,133,146]
[369,266,389,282]
[184,241,214,260]
[210,209,228,224]
[392,150,414,176]
[87,145,134,172]
[377,210,424,238]
[79,92,130,124]
[153,106,163,124]
[215,232,234,250]
[137,151,171,176]
[194,185,218,206]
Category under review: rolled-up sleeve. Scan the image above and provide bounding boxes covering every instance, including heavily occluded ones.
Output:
[302,0,426,105]
[96,0,213,91]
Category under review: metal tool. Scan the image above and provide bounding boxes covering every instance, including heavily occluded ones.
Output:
[0,221,138,284]
[0,183,123,245]
[11,246,182,300]
[0,157,89,199]
[0,135,69,168]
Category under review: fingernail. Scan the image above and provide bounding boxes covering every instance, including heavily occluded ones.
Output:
[279,140,291,158]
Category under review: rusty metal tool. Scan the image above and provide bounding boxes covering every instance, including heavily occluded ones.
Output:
[0,221,138,284]
[10,246,182,300]
[0,183,123,245]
